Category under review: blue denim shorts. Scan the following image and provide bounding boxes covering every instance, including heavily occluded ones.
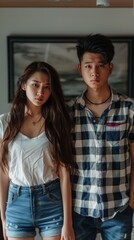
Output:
[6,179,63,238]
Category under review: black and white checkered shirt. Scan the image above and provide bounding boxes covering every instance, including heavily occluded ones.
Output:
[67,88,134,221]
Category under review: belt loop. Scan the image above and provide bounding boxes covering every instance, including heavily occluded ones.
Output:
[41,184,46,194]
[17,186,21,196]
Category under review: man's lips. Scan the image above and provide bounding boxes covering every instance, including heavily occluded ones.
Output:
[90,79,99,83]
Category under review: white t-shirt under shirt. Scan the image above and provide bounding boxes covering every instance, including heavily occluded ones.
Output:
[0,113,58,186]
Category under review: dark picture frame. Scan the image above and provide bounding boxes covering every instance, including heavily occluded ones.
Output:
[7,35,134,102]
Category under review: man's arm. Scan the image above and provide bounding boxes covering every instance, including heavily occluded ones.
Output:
[129,141,134,209]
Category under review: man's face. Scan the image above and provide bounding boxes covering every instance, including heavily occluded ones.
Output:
[78,52,113,91]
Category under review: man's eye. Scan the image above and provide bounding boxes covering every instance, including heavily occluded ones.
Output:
[98,64,105,68]
[85,65,91,69]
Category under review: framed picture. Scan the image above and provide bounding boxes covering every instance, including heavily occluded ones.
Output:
[7,35,134,102]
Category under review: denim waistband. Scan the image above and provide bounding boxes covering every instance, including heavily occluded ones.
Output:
[10,178,60,194]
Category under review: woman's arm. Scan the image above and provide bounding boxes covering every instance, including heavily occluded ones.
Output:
[0,139,9,240]
[59,164,75,240]
[0,167,9,220]
[129,142,134,209]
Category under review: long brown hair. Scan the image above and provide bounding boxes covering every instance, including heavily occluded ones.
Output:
[0,61,75,172]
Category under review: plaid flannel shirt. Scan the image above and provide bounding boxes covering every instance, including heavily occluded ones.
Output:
[67,88,134,221]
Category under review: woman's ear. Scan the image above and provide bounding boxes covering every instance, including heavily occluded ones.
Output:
[21,84,26,91]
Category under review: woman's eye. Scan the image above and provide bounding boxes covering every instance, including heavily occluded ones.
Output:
[32,83,38,87]
[45,85,50,90]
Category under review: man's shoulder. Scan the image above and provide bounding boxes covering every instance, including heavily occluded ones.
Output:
[66,96,83,118]
[112,88,134,105]
[66,93,85,108]
[119,93,134,106]
[66,97,78,108]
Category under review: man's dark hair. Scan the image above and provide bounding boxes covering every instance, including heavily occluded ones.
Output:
[76,34,115,64]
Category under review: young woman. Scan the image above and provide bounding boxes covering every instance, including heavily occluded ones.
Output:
[0,61,75,240]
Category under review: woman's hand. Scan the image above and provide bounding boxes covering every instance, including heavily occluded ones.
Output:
[1,218,7,240]
[60,225,75,240]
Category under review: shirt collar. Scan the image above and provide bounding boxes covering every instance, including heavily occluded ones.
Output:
[75,87,121,109]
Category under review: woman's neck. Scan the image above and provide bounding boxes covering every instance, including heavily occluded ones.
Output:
[24,105,41,117]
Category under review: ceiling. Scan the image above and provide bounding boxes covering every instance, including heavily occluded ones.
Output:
[0,0,132,8]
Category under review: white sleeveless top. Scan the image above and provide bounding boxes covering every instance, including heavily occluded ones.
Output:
[0,113,58,186]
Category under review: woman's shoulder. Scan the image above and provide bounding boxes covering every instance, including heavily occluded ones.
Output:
[0,113,10,133]
[0,113,10,138]
[0,112,10,123]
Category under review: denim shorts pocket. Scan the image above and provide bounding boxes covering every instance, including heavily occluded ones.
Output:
[47,187,62,203]
[7,187,19,204]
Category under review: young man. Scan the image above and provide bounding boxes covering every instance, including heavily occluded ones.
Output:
[68,34,134,240]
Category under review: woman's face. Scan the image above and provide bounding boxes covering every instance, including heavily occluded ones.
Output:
[22,71,51,107]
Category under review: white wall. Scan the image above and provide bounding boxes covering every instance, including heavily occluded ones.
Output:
[0,7,133,240]
[0,8,134,113]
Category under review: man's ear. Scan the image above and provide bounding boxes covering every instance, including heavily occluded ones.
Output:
[109,63,113,74]
[77,64,82,75]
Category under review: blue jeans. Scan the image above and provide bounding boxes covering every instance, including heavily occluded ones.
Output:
[73,205,133,240]
[6,179,63,238]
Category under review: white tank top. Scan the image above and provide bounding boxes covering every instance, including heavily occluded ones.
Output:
[0,113,58,186]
